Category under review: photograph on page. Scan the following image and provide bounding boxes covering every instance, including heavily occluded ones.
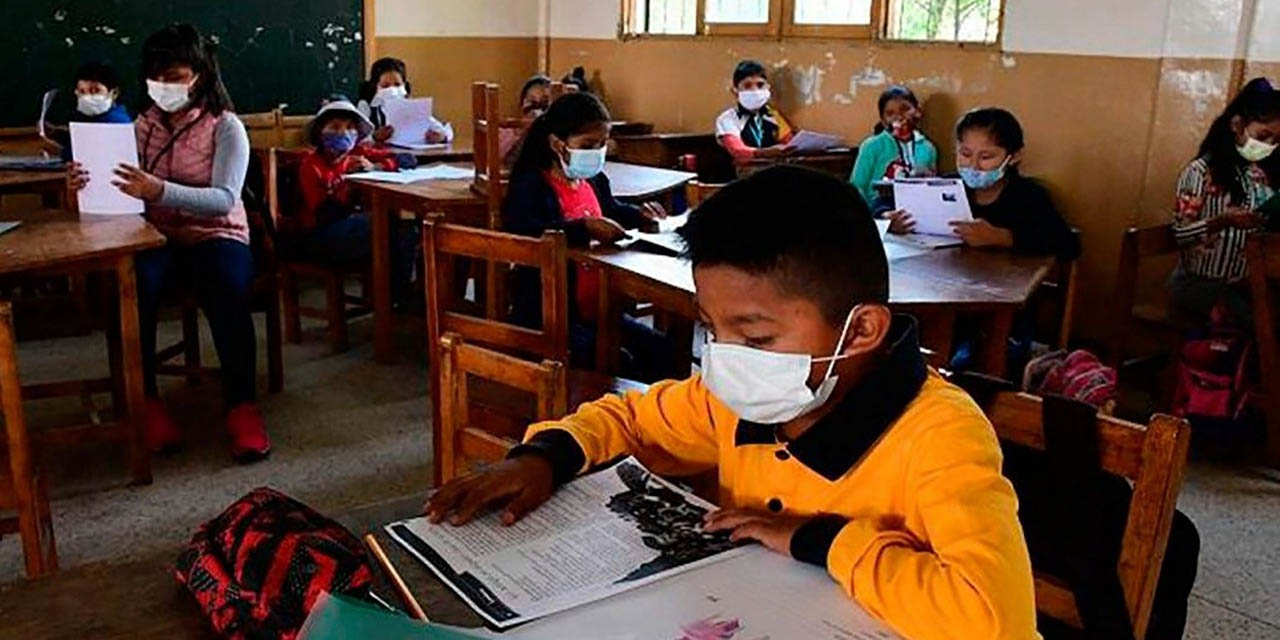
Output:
[891,178,973,237]
[70,122,145,215]
[386,457,749,629]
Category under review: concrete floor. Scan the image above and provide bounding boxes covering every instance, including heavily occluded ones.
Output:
[1,313,1278,639]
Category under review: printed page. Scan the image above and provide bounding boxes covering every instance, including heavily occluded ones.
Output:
[891,178,973,236]
[383,97,434,149]
[386,458,749,629]
[513,548,901,640]
[70,122,145,215]
[787,130,843,153]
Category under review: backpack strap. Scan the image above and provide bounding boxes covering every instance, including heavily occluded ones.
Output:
[1042,394,1135,639]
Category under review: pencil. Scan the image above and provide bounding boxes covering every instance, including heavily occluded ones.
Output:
[363,533,430,622]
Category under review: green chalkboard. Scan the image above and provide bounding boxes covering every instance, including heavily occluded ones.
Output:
[0,1,366,127]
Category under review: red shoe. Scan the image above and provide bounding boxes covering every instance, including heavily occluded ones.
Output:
[226,403,272,463]
[145,398,181,453]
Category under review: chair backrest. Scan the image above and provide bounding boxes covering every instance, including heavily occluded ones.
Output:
[549,81,576,101]
[240,109,284,148]
[1108,224,1180,368]
[1246,232,1280,466]
[973,388,1190,638]
[259,147,310,234]
[684,181,725,210]
[424,215,569,363]
[436,332,567,481]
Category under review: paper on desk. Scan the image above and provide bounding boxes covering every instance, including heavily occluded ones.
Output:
[383,97,435,149]
[786,130,843,153]
[70,122,145,215]
[38,89,58,140]
[346,164,474,184]
[891,177,972,236]
[623,212,689,256]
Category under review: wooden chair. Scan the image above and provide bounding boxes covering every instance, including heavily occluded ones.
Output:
[684,181,725,210]
[424,217,647,484]
[259,147,372,353]
[1246,233,1280,468]
[240,109,284,148]
[1033,228,1083,350]
[968,384,1191,638]
[436,332,566,481]
[0,300,57,578]
[1108,224,1182,369]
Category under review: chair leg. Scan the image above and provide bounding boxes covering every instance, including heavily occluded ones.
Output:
[181,303,202,386]
[264,278,284,394]
[325,274,349,353]
[280,270,302,344]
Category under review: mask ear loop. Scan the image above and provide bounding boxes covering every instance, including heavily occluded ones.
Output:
[817,305,860,380]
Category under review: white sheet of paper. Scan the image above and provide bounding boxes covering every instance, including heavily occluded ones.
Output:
[787,130,843,153]
[346,164,474,184]
[512,548,899,640]
[891,178,972,236]
[382,97,434,148]
[70,122,144,215]
[38,89,58,140]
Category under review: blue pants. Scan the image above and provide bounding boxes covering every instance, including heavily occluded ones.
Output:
[136,239,257,407]
[286,214,416,302]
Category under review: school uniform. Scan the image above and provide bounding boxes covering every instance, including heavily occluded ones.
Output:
[968,172,1081,259]
[1169,156,1273,322]
[57,103,132,161]
[714,105,794,163]
[849,129,939,208]
[513,316,1039,640]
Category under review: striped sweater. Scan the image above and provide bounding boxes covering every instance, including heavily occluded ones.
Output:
[1172,157,1274,281]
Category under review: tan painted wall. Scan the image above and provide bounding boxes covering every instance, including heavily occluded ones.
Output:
[372,36,542,145]
[548,37,1271,342]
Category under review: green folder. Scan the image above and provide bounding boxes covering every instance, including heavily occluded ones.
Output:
[299,592,494,640]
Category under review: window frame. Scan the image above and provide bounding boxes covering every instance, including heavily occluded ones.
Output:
[620,0,1004,46]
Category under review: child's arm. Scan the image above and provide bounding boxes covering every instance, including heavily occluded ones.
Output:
[817,417,1037,640]
[520,376,722,484]
[357,145,401,171]
[154,114,248,216]
[592,174,650,230]
[849,135,885,206]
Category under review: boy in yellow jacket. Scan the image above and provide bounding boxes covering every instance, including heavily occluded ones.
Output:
[427,166,1038,640]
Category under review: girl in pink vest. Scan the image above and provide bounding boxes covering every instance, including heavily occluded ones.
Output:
[69,25,269,462]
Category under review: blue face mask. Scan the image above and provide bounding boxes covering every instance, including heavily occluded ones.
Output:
[322,130,358,155]
[958,158,1009,190]
[561,146,607,180]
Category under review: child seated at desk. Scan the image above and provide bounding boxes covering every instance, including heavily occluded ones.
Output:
[715,60,795,164]
[356,57,454,146]
[433,166,1039,640]
[46,61,132,161]
[287,99,415,303]
[502,91,671,380]
[887,107,1080,259]
[849,85,938,211]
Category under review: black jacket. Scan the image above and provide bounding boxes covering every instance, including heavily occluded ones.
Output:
[967,173,1081,260]
[502,170,647,244]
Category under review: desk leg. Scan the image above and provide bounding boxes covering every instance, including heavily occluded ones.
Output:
[371,192,394,364]
[917,310,956,370]
[978,311,1015,378]
[116,255,152,486]
[595,269,618,374]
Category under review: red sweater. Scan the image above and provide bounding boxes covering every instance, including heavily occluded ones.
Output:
[297,144,399,230]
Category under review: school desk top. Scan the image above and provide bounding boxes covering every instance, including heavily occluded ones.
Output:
[0,168,65,192]
[602,162,696,200]
[0,213,166,275]
[347,162,694,205]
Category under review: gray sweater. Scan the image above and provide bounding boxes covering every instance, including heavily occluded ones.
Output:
[155,112,249,216]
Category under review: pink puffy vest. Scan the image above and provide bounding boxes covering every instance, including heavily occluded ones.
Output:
[136,106,249,246]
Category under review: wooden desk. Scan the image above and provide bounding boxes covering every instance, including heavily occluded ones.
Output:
[612,132,728,178]
[604,162,695,202]
[0,170,65,209]
[579,245,1054,377]
[0,495,484,639]
[739,148,858,181]
[0,214,167,485]
[412,143,474,164]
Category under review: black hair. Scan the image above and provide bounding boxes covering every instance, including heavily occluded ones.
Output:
[1197,77,1280,204]
[359,57,410,103]
[732,60,768,87]
[75,61,120,91]
[141,24,234,115]
[678,165,888,322]
[872,85,919,134]
[561,67,589,93]
[521,74,553,102]
[510,91,611,177]
[956,107,1025,176]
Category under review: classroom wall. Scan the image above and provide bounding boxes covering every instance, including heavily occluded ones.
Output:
[545,0,1277,344]
[373,0,546,144]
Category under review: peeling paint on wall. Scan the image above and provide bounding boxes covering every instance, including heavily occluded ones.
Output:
[902,75,962,93]
[846,66,888,99]
[1001,54,1017,69]
[793,64,825,105]
[1164,68,1226,117]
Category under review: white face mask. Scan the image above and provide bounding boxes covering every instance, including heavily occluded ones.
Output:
[372,85,408,107]
[147,79,193,113]
[77,93,114,117]
[1238,135,1277,162]
[701,307,857,424]
[737,88,771,112]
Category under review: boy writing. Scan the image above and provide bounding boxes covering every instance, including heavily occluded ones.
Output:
[428,166,1038,640]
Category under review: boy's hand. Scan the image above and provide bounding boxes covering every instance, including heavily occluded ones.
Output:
[373,125,394,144]
[346,157,376,174]
[424,455,555,527]
[67,161,90,193]
[703,509,808,557]
[950,219,1014,248]
[585,217,630,244]
[754,144,793,159]
[886,209,915,234]
[111,163,165,202]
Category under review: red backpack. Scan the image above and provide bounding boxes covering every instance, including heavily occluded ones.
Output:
[1172,305,1258,422]
[175,488,374,640]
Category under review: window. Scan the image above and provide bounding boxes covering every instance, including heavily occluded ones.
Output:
[624,0,1001,43]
